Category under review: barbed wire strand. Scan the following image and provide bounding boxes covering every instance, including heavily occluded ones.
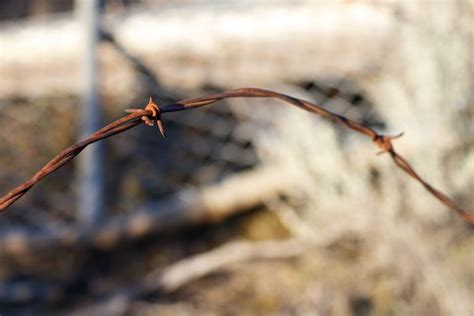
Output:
[0,88,472,224]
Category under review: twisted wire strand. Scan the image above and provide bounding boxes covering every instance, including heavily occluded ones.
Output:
[0,112,145,210]
[0,88,472,224]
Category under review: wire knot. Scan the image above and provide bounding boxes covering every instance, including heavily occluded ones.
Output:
[372,132,403,155]
[126,97,166,137]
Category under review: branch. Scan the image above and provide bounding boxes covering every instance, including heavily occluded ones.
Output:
[0,88,472,224]
[0,166,288,255]
[143,239,309,293]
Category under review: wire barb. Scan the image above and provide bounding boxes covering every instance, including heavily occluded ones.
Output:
[0,88,472,224]
[125,97,166,137]
[373,132,404,155]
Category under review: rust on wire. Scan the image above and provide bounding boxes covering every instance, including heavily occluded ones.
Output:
[0,88,472,224]
[125,97,166,137]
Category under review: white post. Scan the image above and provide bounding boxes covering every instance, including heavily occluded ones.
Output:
[76,0,104,226]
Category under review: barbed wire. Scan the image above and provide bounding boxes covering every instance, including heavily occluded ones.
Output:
[0,88,472,224]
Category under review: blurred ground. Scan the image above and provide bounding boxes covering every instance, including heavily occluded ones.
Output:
[1,205,472,315]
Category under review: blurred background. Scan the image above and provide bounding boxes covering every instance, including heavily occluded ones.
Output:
[0,1,473,315]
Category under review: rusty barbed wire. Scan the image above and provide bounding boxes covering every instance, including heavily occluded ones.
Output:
[0,88,472,224]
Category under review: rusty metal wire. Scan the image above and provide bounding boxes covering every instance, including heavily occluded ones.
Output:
[0,88,472,224]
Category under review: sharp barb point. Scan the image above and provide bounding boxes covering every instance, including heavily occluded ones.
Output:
[157,119,166,138]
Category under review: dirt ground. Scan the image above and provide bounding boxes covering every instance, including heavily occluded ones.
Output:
[2,208,471,316]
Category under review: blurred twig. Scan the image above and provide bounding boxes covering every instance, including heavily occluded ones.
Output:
[70,239,313,316]
[0,166,288,255]
[144,239,309,293]
[0,88,472,224]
